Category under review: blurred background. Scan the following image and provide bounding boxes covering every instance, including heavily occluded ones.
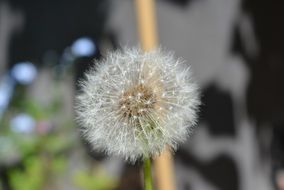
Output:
[0,0,284,189]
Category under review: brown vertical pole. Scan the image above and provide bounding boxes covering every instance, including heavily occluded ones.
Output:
[134,0,176,190]
[135,0,158,51]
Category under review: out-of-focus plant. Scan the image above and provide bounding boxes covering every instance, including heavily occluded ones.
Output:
[73,166,118,190]
[8,156,44,190]
[0,66,75,189]
[8,154,66,190]
[1,61,118,190]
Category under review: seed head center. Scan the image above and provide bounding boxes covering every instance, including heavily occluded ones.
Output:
[119,84,156,119]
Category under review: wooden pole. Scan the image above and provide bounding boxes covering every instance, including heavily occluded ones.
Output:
[154,148,175,190]
[134,0,176,190]
[135,0,158,51]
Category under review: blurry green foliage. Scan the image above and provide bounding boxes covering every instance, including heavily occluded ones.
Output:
[8,154,66,190]
[73,168,118,190]
[52,155,66,173]
[9,156,44,190]
[13,134,39,155]
[21,99,48,119]
[42,134,73,153]
[20,97,62,120]
[1,67,117,190]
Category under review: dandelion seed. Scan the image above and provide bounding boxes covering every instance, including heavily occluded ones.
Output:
[75,47,200,162]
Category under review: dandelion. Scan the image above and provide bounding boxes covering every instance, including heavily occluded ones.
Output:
[76,48,200,163]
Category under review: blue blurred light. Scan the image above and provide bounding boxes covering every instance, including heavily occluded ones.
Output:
[10,113,36,134]
[71,37,96,57]
[0,75,15,118]
[11,62,37,85]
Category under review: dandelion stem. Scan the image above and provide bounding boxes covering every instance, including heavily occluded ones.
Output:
[144,158,153,190]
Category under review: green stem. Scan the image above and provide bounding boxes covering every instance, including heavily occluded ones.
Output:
[143,158,153,190]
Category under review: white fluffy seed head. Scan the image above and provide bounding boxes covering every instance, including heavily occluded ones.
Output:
[75,47,200,163]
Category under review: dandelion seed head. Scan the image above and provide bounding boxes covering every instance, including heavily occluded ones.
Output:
[76,47,200,162]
